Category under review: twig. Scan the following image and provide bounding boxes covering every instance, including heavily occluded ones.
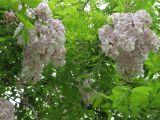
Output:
[21,102,39,120]
[4,94,39,120]
[82,0,90,10]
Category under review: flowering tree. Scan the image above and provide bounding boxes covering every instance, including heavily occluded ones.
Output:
[0,0,160,119]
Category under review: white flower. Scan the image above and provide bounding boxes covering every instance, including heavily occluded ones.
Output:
[26,9,36,18]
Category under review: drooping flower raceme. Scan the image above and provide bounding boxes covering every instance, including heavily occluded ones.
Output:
[0,99,15,120]
[78,78,95,106]
[15,3,66,83]
[98,10,160,78]
[4,11,16,24]
[35,2,52,20]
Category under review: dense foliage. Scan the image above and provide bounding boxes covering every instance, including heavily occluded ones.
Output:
[0,0,160,120]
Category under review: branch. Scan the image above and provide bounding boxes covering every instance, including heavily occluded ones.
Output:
[82,0,90,10]
[21,101,39,120]
[4,94,39,120]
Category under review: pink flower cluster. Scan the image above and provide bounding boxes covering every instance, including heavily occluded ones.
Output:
[98,10,160,78]
[79,79,95,105]
[4,11,16,24]
[0,99,15,120]
[15,3,66,83]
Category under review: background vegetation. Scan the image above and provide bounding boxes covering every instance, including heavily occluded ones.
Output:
[0,0,160,119]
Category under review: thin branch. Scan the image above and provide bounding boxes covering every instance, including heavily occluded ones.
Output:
[82,0,90,10]
[4,94,39,120]
[75,111,81,119]
[21,102,39,120]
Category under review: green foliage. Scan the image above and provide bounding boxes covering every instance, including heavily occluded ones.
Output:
[0,0,160,120]
[22,28,29,44]
[0,0,19,10]
[16,12,34,29]
[20,0,42,8]
[145,52,160,78]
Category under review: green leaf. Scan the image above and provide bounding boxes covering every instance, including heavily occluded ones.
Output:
[151,92,160,109]
[129,86,152,114]
[145,52,160,78]
[20,0,41,8]
[132,86,152,95]
[0,0,19,10]
[148,81,160,92]
[118,106,130,115]
[90,92,107,108]
[0,37,6,42]
[22,28,29,44]
[107,86,130,101]
[16,12,34,29]
[48,0,59,10]
[113,1,125,12]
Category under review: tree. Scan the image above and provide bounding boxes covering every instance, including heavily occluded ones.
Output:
[0,0,160,119]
